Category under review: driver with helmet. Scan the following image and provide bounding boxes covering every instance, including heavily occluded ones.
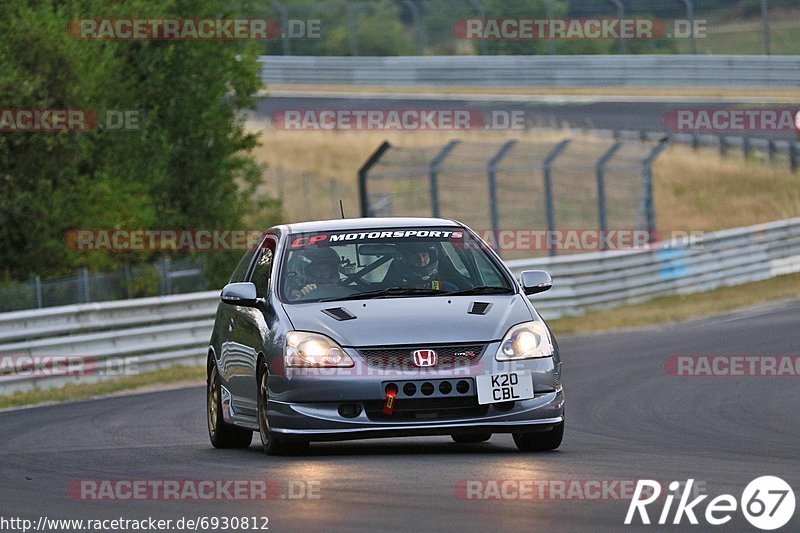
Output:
[287,247,343,300]
[390,241,457,291]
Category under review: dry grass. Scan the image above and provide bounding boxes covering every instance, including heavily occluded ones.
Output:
[0,365,205,410]
[653,144,800,232]
[250,122,800,232]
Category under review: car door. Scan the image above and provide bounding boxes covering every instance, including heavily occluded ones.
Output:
[227,234,278,416]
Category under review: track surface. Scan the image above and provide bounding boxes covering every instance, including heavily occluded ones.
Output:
[255,95,798,141]
[2,301,799,532]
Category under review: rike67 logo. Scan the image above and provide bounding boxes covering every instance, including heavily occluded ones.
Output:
[626,477,795,530]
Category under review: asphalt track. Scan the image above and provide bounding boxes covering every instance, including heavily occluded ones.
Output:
[255,93,798,141]
[1,300,798,532]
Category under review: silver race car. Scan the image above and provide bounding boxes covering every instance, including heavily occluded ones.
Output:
[207,218,564,454]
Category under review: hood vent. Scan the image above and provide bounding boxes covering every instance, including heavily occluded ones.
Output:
[322,307,357,321]
[468,302,492,315]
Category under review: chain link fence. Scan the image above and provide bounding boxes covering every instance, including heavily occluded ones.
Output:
[0,258,207,313]
[359,132,667,259]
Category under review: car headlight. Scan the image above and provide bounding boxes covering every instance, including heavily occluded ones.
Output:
[495,321,553,361]
[285,331,354,367]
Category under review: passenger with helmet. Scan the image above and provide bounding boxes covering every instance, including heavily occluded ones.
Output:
[286,247,344,300]
[387,241,459,291]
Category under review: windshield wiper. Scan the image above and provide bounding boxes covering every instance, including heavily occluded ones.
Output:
[318,287,444,302]
[444,286,514,296]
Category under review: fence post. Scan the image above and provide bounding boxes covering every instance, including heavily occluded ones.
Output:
[682,0,697,54]
[428,140,460,218]
[486,140,517,257]
[543,140,571,256]
[609,0,627,54]
[124,264,132,298]
[761,0,771,55]
[743,137,752,159]
[642,139,670,243]
[274,2,291,56]
[159,257,171,296]
[791,142,799,174]
[768,139,777,164]
[34,275,43,308]
[358,141,392,217]
[596,141,623,251]
[78,267,90,303]
[719,135,728,157]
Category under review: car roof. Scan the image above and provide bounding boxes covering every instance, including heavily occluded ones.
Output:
[281,217,462,235]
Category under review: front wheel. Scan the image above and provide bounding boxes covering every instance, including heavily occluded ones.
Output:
[208,364,253,449]
[258,360,308,456]
[513,422,564,452]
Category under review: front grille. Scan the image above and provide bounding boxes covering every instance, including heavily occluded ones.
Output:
[358,343,486,370]
[363,396,488,421]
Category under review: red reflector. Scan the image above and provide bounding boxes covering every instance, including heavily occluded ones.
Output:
[382,390,396,415]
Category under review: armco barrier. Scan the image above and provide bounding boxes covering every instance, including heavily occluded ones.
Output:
[1,217,799,394]
[259,55,800,88]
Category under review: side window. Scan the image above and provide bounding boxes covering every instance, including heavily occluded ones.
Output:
[250,237,277,298]
[229,249,256,283]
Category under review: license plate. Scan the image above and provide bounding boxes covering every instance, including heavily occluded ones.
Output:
[476,371,534,405]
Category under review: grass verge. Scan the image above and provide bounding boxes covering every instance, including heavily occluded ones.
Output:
[547,272,800,335]
[0,364,205,411]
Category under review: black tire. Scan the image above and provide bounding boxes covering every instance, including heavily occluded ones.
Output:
[513,422,564,452]
[451,432,492,443]
[257,360,309,456]
[207,364,253,449]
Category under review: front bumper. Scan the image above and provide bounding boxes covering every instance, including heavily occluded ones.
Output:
[268,389,564,442]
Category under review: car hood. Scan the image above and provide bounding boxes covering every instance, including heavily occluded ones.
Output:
[281,294,534,346]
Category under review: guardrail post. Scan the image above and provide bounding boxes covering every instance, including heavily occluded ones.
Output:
[791,142,799,174]
[642,139,670,243]
[743,136,752,159]
[486,140,517,257]
[719,135,728,157]
[358,141,391,217]
[596,141,623,251]
[543,140,571,256]
[691,133,700,151]
[428,140,460,218]
[768,139,777,164]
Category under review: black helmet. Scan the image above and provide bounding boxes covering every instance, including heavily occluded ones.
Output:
[296,247,341,286]
[396,242,439,282]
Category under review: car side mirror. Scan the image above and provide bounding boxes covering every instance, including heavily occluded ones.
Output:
[520,270,552,295]
[221,282,259,306]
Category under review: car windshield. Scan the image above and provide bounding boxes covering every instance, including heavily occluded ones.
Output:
[279,227,513,303]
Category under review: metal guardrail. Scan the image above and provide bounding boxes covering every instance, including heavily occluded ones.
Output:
[506,217,800,316]
[260,55,800,88]
[1,217,799,394]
